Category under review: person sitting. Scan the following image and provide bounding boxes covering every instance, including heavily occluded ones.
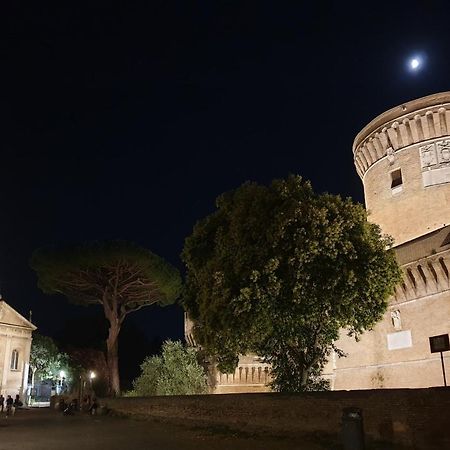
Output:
[89,398,98,415]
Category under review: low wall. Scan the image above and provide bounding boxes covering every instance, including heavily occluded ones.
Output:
[102,388,450,449]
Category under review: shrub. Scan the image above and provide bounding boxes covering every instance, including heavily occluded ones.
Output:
[132,340,208,396]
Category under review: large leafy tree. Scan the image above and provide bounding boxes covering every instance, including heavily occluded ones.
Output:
[31,240,182,396]
[30,333,70,387]
[182,175,401,391]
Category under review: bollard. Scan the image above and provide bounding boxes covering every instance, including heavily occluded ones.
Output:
[342,407,365,450]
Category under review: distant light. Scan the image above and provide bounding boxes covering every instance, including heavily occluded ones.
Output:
[60,370,66,378]
[90,371,96,379]
[410,58,420,69]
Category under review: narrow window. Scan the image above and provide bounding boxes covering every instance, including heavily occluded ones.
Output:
[391,169,403,188]
[10,350,18,370]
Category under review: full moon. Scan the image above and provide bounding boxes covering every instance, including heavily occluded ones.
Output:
[410,58,420,69]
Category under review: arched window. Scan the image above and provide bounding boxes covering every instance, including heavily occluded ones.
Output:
[10,350,19,371]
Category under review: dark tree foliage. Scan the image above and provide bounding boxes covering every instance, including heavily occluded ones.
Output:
[31,240,182,396]
[182,175,401,392]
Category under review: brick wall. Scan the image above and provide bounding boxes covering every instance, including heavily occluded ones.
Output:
[102,387,450,449]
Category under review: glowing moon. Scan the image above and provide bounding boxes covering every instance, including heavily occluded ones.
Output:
[410,58,420,69]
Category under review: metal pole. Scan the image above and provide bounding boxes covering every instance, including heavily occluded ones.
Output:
[441,352,447,387]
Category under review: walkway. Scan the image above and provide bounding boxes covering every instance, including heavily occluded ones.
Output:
[0,408,322,450]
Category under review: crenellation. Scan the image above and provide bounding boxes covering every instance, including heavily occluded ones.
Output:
[390,122,402,148]
[355,158,364,178]
[377,128,390,151]
[402,118,414,145]
[420,262,439,293]
[358,150,369,171]
[445,109,450,134]
[366,143,376,165]
[372,134,384,158]
[425,111,435,138]
[367,140,378,161]
[396,250,450,302]
[354,94,450,183]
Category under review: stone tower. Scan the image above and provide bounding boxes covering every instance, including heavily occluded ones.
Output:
[353,92,450,246]
[324,92,450,390]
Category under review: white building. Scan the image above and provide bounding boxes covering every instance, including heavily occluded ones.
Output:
[0,300,36,398]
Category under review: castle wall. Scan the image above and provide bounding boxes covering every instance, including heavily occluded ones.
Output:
[353,92,450,246]
[330,91,450,391]
[327,288,450,390]
[363,139,450,246]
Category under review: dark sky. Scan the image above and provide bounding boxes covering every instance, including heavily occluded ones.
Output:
[2,2,450,346]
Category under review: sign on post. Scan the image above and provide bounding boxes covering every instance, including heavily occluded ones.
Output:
[429,334,450,387]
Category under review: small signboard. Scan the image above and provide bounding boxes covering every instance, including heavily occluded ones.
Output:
[429,334,450,353]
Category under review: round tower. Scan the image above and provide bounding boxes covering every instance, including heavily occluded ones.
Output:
[353,92,450,246]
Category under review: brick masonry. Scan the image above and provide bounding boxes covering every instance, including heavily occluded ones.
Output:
[102,388,450,449]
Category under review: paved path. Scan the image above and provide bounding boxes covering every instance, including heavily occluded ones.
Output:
[0,408,323,450]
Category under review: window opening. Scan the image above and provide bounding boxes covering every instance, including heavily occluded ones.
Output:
[10,350,18,371]
[391,169,403,188]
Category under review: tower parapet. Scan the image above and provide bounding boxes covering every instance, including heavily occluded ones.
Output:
[353,92,450,246]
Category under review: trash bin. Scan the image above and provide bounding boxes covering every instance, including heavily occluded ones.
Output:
[342,407,365,450]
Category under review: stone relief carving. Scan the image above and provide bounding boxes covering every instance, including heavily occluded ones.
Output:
[420,140,450,187]
[391,310,402,331]
[420,143,437,168]
[420,139,450,169]
[437,140,450,165]
[386,147,395,165]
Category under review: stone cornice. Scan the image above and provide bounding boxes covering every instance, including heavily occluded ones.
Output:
[0,324,32,338]
[353,92,450,178]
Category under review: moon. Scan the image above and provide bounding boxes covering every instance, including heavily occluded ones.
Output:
[410,58,420,69]
[407,54,425,72]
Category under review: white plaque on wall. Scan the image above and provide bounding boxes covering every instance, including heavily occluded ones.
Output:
[387,330,412,350]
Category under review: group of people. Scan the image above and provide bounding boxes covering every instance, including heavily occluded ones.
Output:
[0,394,23,417]
[82,395,99,415]
[61,395,98,416]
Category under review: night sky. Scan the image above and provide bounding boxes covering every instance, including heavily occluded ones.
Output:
[2,2,450,363]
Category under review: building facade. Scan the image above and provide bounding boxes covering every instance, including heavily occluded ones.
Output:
[186,92,450,392]
[185,312,271,393]
[324,92,450,389]
[0,300,36,398]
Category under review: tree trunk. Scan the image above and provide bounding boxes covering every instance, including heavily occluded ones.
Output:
[106,321,121,396]
[299,366,309,389]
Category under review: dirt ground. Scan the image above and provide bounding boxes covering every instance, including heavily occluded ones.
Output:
[0,408,327,450]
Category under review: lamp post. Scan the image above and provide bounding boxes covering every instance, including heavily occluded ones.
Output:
[89,371,96,391]
[55,370,66,395]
